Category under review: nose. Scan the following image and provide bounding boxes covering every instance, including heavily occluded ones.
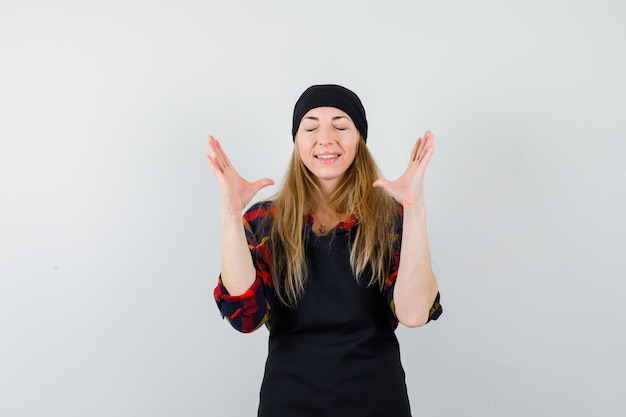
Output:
[316,125,337,145]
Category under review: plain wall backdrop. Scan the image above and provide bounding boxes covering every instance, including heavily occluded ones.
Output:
[1,0,625,416]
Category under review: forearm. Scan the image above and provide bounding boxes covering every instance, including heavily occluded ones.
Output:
[393,205,439,327]
[220,211,257,296]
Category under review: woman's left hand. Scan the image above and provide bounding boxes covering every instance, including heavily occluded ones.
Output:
[372,131,434,209]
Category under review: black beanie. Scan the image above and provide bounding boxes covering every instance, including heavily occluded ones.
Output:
[292,84,368,142]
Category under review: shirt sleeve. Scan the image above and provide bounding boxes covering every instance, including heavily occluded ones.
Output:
[213,202,275,333]
[387,279,443,323]
[385,206,443,324]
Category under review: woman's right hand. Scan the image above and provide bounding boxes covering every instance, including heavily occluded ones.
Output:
[206,135,275,214]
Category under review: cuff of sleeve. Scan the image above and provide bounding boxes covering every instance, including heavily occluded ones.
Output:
[427,292,443,323]
[213,276,266,333]
[387,286,443,324]
[214,276,259,301]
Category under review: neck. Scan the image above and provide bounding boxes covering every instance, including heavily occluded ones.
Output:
[310,207,349,234]
[317,178,340,198]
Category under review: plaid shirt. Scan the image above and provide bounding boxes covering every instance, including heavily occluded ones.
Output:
[214,201,442,333]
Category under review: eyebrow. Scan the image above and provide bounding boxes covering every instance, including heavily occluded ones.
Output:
[303,116,349,121]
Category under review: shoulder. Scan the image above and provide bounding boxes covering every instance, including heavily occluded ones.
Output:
[243,201,275,236]
[243,200,275,221]
[392,201,404,235]
[393,201,404,221]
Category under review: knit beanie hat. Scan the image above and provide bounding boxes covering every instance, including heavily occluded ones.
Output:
[292,84,368,142]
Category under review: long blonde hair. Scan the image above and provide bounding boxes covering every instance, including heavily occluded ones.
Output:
[269,138,398,308]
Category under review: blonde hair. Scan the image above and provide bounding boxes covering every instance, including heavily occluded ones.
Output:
[269,138,398,308]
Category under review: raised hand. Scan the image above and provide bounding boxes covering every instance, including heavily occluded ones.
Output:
[206,135,275,214]
[372,131,434,209]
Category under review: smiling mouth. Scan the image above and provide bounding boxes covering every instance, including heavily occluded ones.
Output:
[315,154,340,159]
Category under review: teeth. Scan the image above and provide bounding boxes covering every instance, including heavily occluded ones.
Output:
[316,154,339,159]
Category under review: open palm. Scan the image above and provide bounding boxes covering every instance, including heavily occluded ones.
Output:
[206,135,274,214]
[373,131,434,208]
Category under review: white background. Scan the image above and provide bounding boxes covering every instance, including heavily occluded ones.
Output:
[1,0,625,416]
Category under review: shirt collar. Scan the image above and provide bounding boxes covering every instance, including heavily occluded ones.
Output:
[305,213,358,235]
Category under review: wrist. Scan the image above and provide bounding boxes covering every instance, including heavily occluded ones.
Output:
[401,203,427,218]
[221,209,243,223]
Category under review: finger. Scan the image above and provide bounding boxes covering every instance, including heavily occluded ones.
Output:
[416,141,429,163]
[417,132,434,163]
[373,178,398,199]
[424,131,434,148]
[418,143,435,171]
[214,139,233,168]
[207,135,222,159]
[372,178,391,189]
[410,138,421,162]
[248,178,275,202]
[207,135,220,155]
[251,178,275,192]
[206,154,224,177]
[208,135,230,169]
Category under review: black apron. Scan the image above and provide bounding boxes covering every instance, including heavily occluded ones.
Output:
[258,230,411,417]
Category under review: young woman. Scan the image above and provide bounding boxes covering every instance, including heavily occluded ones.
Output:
[207,84,442,416]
